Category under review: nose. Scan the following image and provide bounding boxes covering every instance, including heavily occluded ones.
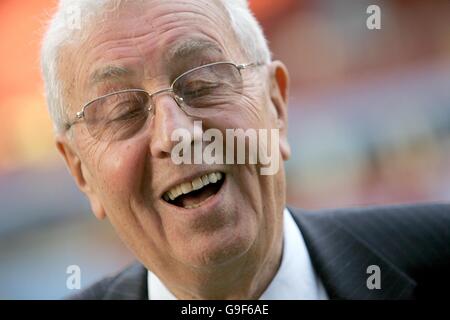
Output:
[149,94,196,158]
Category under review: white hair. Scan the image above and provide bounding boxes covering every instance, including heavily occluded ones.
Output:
[40,0,271,133]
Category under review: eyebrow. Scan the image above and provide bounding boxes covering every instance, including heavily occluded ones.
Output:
[89,65,133,85]
[89,40,223,85]
[165,39,224,64]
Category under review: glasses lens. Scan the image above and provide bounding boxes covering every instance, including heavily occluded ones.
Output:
[173,63,243,115]
[84,90,150,141]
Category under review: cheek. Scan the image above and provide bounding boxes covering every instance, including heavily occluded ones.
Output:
[210,96,270,131]
[238,85,274,128]
[93,141,149,203]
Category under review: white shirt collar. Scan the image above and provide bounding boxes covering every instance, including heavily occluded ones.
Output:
[147,208,328,300]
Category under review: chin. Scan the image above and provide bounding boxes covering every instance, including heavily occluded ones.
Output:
[174,219,257,268]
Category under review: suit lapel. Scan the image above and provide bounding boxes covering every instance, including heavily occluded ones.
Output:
[290,207,416,299]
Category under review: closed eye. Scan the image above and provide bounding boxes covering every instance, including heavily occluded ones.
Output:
[182,82,222,96]
[108,102,145,122]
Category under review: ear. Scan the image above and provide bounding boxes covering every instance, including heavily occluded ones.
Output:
[269,60,291,161]
[56,135,106,220]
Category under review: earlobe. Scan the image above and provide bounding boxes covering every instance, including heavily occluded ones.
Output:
[269,61,291,161]
[88,196,107,220]
[56,137,106,220]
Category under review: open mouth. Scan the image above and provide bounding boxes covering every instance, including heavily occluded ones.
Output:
[162,172,225,209]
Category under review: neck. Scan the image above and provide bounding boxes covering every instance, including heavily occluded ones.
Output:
[177,237,282,299]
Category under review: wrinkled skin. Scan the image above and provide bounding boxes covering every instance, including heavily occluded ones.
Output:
[56,0,291,299]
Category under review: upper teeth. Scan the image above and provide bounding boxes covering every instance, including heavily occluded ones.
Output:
[163,172,223,202]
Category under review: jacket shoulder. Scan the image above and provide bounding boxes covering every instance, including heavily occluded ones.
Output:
[290,203,450,298]
[66,262,147,300]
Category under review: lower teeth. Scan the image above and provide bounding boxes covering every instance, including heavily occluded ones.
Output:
[184,204,200,209]
[183,194,214,209]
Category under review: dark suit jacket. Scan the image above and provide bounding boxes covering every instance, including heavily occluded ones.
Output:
[68,203,450,299]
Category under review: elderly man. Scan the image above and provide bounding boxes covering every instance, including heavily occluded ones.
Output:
[41,0,449,300]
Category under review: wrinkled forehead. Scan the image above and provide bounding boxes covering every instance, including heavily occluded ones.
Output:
[82,1,238,74]
[60,0,242,107]
[93,1,233,46]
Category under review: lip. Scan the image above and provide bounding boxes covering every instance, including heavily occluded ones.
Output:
[159,169,225,199]
[160,171,227,215]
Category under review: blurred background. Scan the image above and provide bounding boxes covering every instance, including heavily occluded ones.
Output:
[0,0,449,299]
